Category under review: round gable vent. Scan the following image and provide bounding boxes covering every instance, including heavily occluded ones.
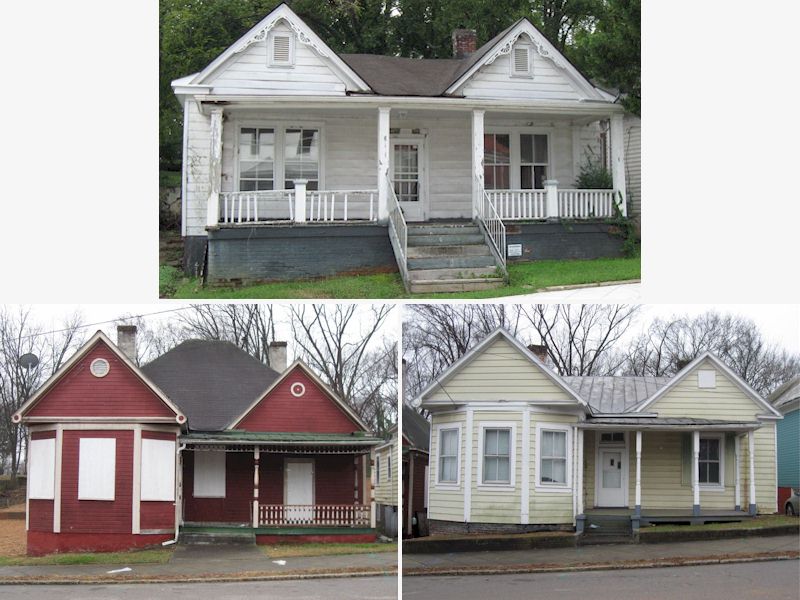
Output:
[90,358,110,378]
[290,382,306,397]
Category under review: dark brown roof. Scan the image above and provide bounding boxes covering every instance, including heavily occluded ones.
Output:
[142,340,280,431]
[402,404,430,451]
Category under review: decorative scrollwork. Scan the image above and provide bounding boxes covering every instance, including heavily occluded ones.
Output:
[484,30,567,70]
[233,16,329,57]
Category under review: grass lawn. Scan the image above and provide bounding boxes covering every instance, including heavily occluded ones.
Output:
[161,256,640,299]
[261,542,397,559]
[0,548,173,566]
[640,514,799,534]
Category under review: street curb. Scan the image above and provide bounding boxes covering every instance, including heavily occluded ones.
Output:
[639,524,799,544]
[0,566,397,586]
[539,279,640,292]
[402,551,799,578]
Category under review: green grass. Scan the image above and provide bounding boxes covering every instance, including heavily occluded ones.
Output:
[640,514,799,534]
[160,170,181,188]
[0,548,173,566]
[163,257,640,299]
[261,542,396,558]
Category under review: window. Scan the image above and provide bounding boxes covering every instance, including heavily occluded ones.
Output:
[438,428,459,484]
[28,438,56,500]
[510,43,533,77]
[193,451,226,498]
[482,428,511,484]
[284,128,320,190]
[698,370,717,389]
[141,439,175,502]
[520,134,548,189]
[269,32,294,67]
[239,128,275,191]
[78,438,116,500]
[484,133,510,189]
[699,437,722,486]
[600,432,625,444]
[538,428,568,487]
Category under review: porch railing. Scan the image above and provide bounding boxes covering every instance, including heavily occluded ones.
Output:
[486,189,546,220]
[220,190,294,224]
[386,174,409,287]
[258,504,370,527]
[482,187,618,220]
[558,189,616,219]
[476,173,507,269]
[306,190,377,222]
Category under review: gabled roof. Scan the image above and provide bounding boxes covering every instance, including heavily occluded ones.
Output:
[632,352,782,418]
[13,331,185,424]
[417,327,588,408]
[564,376,671,414]
[142,339,280,431]
[402,403,430,451]
[770,375,800,410]
[226,359,370,432]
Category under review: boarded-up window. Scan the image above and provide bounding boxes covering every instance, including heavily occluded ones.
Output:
[193,451,226,498]
[78,438,116,501]
[141,439,175,502]
[29,438,56,500]
[698,370,717,388]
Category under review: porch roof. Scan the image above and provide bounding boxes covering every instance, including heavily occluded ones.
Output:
[180,430,382,453]
[564,376,671,414]
[578,417,762,431]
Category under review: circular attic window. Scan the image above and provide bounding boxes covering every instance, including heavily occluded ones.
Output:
[90,358,110,378]
[290,382,306,397]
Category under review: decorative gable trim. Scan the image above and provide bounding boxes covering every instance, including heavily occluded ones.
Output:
[13,331,186,425]
[632,352,783,417]
[226,359,370,431]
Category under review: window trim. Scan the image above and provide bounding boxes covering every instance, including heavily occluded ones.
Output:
[477,422,517,489]
[484,127,553,190]
[535,422,572,493]
[267,30,295,68]
[435,424,462,488]
[509,41,534,78]
[698,433,725,491]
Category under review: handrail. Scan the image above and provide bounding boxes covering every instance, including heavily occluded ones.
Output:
[386,174,410,288]
[474,174,507,271]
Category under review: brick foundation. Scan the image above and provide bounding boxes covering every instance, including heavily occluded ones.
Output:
[27,531,173,556]
[428,519,573,535]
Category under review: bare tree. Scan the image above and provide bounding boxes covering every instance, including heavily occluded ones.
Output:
[114,313,183,366]
[403,304,523,402]
[622,311,800,396]
[519,304,640,376]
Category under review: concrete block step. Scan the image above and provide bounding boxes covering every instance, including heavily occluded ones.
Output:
[408,234,486,246]
[408,225,481,236]
[408,255,497,271]
[178,531,256,546]
[409,267,499,281]
[407,245,493,259]
[409,277,505,294]
[578,534,633,546]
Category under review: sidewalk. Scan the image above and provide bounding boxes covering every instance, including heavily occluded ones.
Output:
[403,535,799,576]
[0,544,398,584]
[505,281,641,302]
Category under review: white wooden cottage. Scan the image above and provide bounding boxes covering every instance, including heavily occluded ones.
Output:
[173,3,631,292]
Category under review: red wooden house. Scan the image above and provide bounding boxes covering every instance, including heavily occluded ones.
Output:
[401,404,429,538]
[15,327,381,555]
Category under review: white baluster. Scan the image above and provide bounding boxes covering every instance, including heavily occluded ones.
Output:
[343,193,348,221]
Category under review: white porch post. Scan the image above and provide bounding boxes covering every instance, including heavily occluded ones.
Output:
[132,426,142,535]
[369,454,377,528]
[748,429,757,515]
[464,408,474,522]
[635,430,642,516]
[293,179,308,223]
[407,451,415,536]
[609,113,627,217]
[576,428,584,516]
[692,430,701,516]
[521,408,530,525]
[471,109,485,220]
[544,179,559,218]
[206,107,224,227]
[253,446,260,528]
[377,107,391,222]
[734,434,741,511]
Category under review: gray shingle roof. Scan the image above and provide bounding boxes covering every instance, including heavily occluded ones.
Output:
[402,404,430,451]
[581,417,760,429]
[564,376,671,414]
[141,340,280,431]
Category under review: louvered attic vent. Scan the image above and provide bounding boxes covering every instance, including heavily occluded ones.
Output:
[511,45,532,77]
[270,33,293,66]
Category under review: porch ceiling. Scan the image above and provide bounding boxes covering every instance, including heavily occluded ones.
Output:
[579,417,762,431]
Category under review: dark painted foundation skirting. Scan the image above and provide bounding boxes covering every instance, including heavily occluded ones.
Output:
[428,519,573,536]
[27,531,173,556]
[206,224,396,283]
[183,235,208,277]
[506,221,625,261]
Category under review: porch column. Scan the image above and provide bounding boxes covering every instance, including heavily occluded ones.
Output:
[635,430,642,517]
[748,430,757,515]
[207,107,224,227]
[692,430,700,516]
[544,179,559,219]
[293,179,308,223]
[734,434,741,511]
[609,113,627,217]
[369,455,377,528]
[576,428,584,516]
[471,109,485,220]
[377,107,391,222]
[253,446,260,528]
[407,451,415,537]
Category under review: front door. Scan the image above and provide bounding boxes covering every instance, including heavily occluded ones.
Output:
[390,137,425,221]
[285,459,314,523]
[596,449,626,507]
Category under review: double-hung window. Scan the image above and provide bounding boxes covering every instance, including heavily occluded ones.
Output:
[438,428,459,484]
[539,428,568,487]
[483,133,510,190]
[284,128,320,191]
[482,428,511,484]
[699,436,722,486]
[238,126,320,191]
[483,132,549,189]
[520,134,548,189]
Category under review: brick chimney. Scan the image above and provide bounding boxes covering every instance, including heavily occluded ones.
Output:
[268,341,288,372]
[528,343,548,363]
[117,325,137,361]
[452,29,477,59]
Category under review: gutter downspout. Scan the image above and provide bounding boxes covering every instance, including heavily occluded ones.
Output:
[163,443,186,546]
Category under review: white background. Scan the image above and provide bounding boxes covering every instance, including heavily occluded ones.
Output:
[0,0,798,302]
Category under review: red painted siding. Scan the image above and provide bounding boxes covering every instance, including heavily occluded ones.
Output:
[27,532,171,557]
[27,341,175,420]
[60,430,133,534]
[140,430,178,531]
[237,367,360,433]
[183,451,252,523]
[315,455,360,504]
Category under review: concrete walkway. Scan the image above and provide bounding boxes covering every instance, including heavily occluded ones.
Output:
[506,282,641,302]
[403,535,799,574]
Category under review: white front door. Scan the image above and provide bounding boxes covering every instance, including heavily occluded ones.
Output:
[596,449,626,507]
[390,137,425,221]
[285,459,314,523]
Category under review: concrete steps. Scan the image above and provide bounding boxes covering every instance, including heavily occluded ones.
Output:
[579,514,634,546]
[405,223,506,294]
[179,529,256,546]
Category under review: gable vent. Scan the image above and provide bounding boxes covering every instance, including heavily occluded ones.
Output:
[272,34,292,64]
[90,358,110,378]
[512,46,531,76]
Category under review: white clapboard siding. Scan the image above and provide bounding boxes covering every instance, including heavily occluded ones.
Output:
[184,100,212,237]
[208,23,347,95]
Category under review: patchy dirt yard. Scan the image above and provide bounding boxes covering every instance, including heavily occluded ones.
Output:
[0,518,26,556]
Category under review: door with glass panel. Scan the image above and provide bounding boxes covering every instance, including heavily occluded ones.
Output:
[597,449,626,506]
[390,137,425,221]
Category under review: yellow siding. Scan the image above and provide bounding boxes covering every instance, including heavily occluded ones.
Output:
[650,359,765,420]
[427,337,576,403]
[583,430,595,508]
[427,412,466,521]
[742,424,778,514]
[372,440,398,506]
[529,413,578,524]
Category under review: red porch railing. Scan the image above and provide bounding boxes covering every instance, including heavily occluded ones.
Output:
[258,504,370,527]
